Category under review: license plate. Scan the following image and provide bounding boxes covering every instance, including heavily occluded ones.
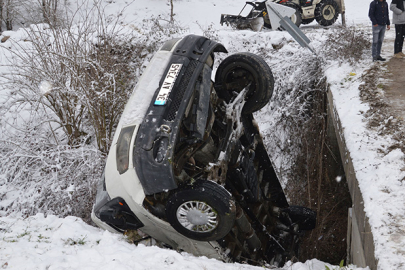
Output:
[154,63,182,106]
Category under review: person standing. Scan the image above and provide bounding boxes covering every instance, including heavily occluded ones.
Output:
[390,0,405,58]
[369,0,391,61]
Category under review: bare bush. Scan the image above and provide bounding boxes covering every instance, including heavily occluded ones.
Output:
[198,22,220,42]
[322,26,371,65]
[267,44,353,264]
[2,6,182,152]
[0,127,102,222]
[227,34,356,264]
[0,2,185,222]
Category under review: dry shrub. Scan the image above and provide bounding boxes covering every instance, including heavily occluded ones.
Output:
[322,26,371,64]
[4,19,149,153]
[279,48,352,265]
[220,32,352,263]
[0,3,185,222]
[271,57,351,264]
[254,44,352,264]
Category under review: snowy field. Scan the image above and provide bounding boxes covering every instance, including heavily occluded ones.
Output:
[0,214,364,270]
[1,0,405,269]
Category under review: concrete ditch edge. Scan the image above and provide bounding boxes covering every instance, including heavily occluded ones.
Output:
[326,90,378,270]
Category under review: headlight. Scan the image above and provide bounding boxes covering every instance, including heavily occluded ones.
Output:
[116,125,136,174]
[160,38,181,51]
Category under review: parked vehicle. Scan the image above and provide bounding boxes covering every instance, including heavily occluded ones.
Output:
[91,34,316,266]
[220,0,343,30]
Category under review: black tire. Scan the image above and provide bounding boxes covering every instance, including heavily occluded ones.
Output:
[301,18,315,25]
[166,180,236,241]
[214,52,274,114]
[315,0,339,27]
[283,206,316,231]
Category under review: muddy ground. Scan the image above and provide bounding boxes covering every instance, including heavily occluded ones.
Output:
[384,58,405,120]
[358,34,405,163]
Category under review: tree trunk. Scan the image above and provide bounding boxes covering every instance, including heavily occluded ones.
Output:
[52,0,57,25]
[0,0,3,33]
[170,0,174,22]
[5,0,12,30]
[42,0,49,23]
[42,0,58,26]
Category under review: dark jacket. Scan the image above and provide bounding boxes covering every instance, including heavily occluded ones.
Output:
[369,0,391,26]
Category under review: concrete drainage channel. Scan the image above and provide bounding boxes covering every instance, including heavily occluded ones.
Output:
[327,90,377,270]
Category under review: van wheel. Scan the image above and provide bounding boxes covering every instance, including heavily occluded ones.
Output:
[166,180,236,241]
[215,52,274,114]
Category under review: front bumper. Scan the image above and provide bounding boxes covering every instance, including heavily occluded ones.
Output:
[92,175,144,233]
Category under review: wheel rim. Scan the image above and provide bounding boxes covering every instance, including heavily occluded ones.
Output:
[176,201,218,233]
[224,68,255,97]
[322,5,335,20]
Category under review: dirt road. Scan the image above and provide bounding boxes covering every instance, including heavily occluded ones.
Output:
[380,29,405,121]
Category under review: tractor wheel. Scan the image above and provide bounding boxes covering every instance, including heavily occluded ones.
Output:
[283,3,302,28]
[301,18,315,25]
[165,180,236,241]
[214,52,274,114]
[315,0,339,27]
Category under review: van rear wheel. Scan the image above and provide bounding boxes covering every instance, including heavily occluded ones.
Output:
[215,52,274,114]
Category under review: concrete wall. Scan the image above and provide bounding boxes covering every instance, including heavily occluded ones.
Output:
[326,90,378,270]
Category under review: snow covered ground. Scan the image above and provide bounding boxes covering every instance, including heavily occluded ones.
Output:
[1,0,404,269]
[0,214,365,270]
[324,3,405,270]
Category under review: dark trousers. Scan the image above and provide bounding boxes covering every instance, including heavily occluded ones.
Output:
[394,24,405,54]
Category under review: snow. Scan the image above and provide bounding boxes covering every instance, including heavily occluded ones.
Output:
[322,5,405,268]
[1,0,404,269]
[0,214,365,270]
[39,81,54,95]
[345,0,374,25]
[330,65,405,269]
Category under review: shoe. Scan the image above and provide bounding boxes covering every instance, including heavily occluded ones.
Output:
[399,52,405,57]
[376,56,386,61]
[393,53,404,59]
